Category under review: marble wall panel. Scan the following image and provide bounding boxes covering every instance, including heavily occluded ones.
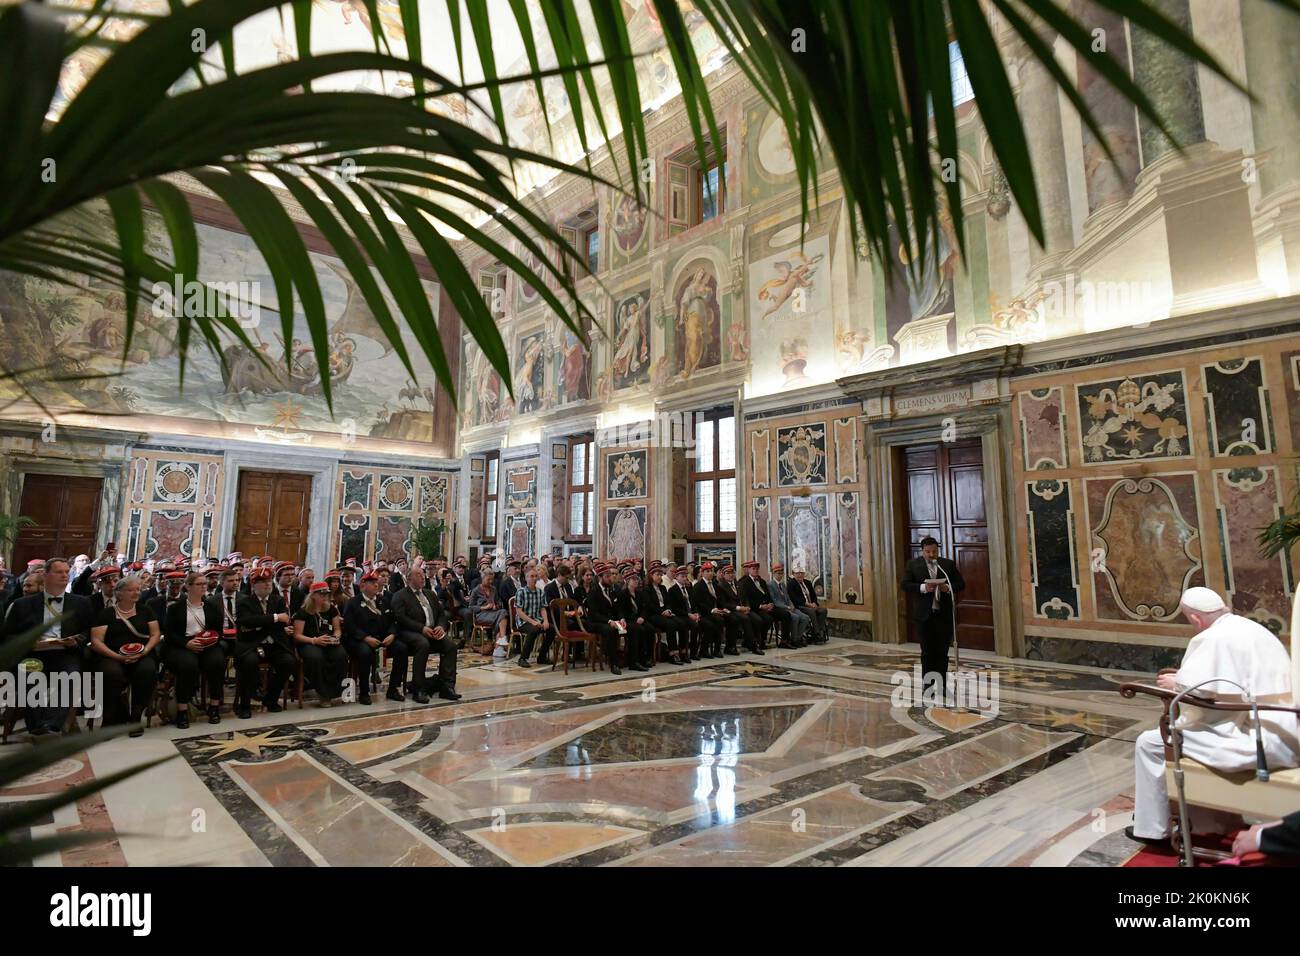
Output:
[1025,477,1079,620]
[1213,466,1290,634]
[1202,357,1273,455]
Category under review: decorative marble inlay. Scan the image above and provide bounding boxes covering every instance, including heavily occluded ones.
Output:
[152,460,198,504]
[1077,370,1190,463]
[341,471,372,510]
[378,474,415,512]
[505,464,538,510]
[606,449,648,500]
[752,497,770,569]
[777,423,827,486]
[506,513,536,557]
[833,418,858,483]
[835,492,863,604]
[420,475,449,514]
[778,494,831,587]
[1026,478,1079,620]
[1019,386,1068,470]
[376,515,411,563]
[605,505,646,561]
[1213,466,1289,635]
[750,428,771,489]
[1087,475,1203,622]
[1202,357,1272,456]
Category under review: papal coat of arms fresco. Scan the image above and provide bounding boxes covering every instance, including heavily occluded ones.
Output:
[607,450,648,500]
[1077,371,1190,462]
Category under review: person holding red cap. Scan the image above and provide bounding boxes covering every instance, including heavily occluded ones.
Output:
[293,581,348,707]
[162,572,227,728]
[342,571,404,704]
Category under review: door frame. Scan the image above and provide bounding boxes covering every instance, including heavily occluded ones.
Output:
[4,456,126,560]
[218,450,336,571]
[863,404,1020,658]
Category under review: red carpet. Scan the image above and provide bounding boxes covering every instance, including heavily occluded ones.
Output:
[1125,833,1294,867]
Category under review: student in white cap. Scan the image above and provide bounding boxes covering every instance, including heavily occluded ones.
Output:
[1128,586,1300,846]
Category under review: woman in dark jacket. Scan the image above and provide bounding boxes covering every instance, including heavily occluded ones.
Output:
[163,572,226,728]
[294,581,347,707]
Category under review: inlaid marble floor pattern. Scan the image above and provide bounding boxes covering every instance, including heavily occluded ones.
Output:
[15,640,1169,866]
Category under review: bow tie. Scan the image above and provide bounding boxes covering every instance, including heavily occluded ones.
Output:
[48,596,63,603]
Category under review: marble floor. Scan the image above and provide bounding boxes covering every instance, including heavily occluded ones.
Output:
[5,639,1174,866]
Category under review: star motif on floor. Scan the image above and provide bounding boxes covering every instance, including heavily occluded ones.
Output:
[1035,709,1114,733]
[717,661,789,677]
[187,729,308,761]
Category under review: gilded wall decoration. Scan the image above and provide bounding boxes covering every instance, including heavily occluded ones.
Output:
[1077,371,1190,463]
[1018,387,1068,471]
[606,449,648,500]
[1026,478,1079,619]
[776,423,827,486]
[1202,357,1273,456]
[1087,475,1203,622]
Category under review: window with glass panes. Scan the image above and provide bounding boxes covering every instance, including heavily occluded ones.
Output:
[690,409,736,536]
[483,452,499,541]
[665,134,726,235]
[566,435,595,541]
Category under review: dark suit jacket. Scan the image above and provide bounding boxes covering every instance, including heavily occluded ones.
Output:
[235,592,291,649]
[667,582,696,617]
[901,556,965,622]
[640,582,672,615]
[2,591,96,645]
[342,594,392,646]
[1261,810,1300,856]
[789,578,820,609]
[692,578,722,616]
[739,576,772,608]
[544,579,578,605]
[70,565,95,597]
[390,587,445,635]
[289,585,311,615]
[496,575,520,606]
[163,599,224,650]
[583,583,621,626]
[715,578,742,612]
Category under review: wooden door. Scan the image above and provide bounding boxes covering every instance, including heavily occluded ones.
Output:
[233,471,312,565]
[898,440,994,651]
[12,474,103,569]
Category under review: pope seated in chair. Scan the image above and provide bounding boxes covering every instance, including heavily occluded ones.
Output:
[1128,587,1300,846]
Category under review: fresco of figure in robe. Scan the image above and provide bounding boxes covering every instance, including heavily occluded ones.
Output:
[883,207,959,357]
[515,329,547,414]
[673,262,721,379]
[556,326,591,404]
[611,290,651,390]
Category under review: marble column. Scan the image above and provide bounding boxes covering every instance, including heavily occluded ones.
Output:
[1071,0,1141,217]
[1011,31,1075,263]
[1129,0,1205,165]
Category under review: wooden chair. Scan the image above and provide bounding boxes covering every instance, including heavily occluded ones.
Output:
[1120,680,1300,864]
[549,599,600,675]
[506,597,525,657]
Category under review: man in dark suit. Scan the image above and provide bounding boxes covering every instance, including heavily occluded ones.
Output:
[343,572,405,704]
[615,569,655,670]
[496,560,522,606]
[233,570,296,718]
[789,568,828,643]
[88,565,121,617]
[690,563,729,658]
[1234,809,1300,858]
[666,565,707,661]
[640,562,687,664]
[389,567,460,702]
[900,536,966,695]
[737,561,777,649]
[716,565,762,655]
[2,558,94,735]
[582,564,628,675]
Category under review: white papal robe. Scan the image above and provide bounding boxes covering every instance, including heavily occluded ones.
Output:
[1132,612,1299,839]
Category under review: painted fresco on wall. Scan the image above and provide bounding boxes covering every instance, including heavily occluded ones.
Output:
[464,339,507,428]
[1077,371,1190,463]
[672,260,722,378]
[882,211,959,366]
[0,208,443,442]
[606,506,646,561]
[553,320,592,405]
[611,289,652,391]
[606,449,648,500]
[515,328,549,414]
[747,204,840,392]
[610,193,649,263]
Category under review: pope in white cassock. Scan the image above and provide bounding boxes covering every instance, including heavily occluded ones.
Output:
[1129,587,1300,844]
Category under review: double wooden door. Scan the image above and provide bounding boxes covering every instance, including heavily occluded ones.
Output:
[12,474,103,569]
[897,439,994,651]
[232,470,312,565]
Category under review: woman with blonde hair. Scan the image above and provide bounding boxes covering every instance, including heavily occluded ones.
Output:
[294,581,348,707]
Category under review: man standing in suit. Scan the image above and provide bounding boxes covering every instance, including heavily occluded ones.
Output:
[2,557,94,735]
[789,568,829,643]
[389,566,460,702]
[900,536,965,696]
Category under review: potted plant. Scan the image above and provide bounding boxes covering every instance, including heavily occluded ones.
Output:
[410,513,447,562]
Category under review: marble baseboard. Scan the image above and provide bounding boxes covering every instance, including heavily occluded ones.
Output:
[1023,633,1179,673]
[826,617,872,642]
